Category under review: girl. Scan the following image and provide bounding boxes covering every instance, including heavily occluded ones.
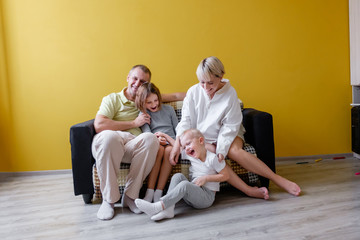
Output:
[135,82,178,202]
[169,56,301,198]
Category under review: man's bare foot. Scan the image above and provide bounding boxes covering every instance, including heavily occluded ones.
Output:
[245,186,269,200]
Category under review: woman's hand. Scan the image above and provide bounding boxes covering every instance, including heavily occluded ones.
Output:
[218,153,225,162]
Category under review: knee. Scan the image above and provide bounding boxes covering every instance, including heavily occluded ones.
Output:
[177,181,192,194]
[139,132,159,148]
[158,145,165,153]
[165,145,172,154]
[228,137,245,156]
[94,130,123,151]
[170,173,186,184]
[228,146,246,159]
[172,173,185,181]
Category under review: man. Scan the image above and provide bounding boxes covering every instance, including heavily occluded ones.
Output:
[92,65,180,220]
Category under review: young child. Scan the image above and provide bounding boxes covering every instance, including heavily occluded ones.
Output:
[135,129,230,221]
[135,82,178,203]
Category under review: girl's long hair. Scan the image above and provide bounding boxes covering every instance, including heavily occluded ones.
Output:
[135,82,162,113]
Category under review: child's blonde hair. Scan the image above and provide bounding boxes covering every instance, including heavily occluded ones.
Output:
[180,129,204,141]
[135,82,162,113]
[196,56,225,82]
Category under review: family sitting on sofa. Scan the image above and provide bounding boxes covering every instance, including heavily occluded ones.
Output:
[91,56,301,221]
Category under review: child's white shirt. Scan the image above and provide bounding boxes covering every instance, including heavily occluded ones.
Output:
[186,150,226,192]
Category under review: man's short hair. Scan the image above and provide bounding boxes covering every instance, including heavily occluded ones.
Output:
[130,64,152,80]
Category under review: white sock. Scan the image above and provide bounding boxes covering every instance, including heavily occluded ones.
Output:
[153,189,163,203]
[144,189,154,202]
[151,205,175,221]
[97,200,114,220]
[123,194,142,214]
[134,199,163,217]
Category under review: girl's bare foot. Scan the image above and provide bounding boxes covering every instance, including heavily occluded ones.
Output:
[245,186,269,200]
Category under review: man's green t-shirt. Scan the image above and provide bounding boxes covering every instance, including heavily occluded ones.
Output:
[97,88,141,136]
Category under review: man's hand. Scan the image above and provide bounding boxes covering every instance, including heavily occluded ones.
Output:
[133,113,151,127]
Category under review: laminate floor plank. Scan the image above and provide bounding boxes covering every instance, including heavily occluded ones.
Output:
[1,157,359,240]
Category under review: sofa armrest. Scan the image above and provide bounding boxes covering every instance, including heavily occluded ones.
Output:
[70,119,96,196]
[242,108,276,187]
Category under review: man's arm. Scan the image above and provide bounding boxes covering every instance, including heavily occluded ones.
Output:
[94,114,150,133]
[161,92,186,102]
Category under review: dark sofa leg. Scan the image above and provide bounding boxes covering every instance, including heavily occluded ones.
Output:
[82,194,93,204]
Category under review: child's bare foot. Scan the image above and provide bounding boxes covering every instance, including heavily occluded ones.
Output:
[274,175,301,196]
[245,186,269,200]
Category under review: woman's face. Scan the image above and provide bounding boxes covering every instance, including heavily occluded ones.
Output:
[199,74,223,99]
[145,93,160,112]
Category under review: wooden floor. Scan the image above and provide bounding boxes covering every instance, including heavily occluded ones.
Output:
[1,157,360,240]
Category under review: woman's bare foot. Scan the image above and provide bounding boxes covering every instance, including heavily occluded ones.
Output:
[284,181,301,196]
[273,175,301,196]
[245,186,269,200]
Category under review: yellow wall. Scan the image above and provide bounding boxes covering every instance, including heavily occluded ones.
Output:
[0,1,14,171]
[0,0,351,172]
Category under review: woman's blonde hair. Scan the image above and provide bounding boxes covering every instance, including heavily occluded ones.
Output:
[135,82,162,113]
[196,56,225,82]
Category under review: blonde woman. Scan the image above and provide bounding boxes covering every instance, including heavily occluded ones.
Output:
[170,56,301,198]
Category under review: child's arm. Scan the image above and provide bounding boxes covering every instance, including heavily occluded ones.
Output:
[139,112,151,133]
[154,132,175,146]
[193,167,230,187]
[140,123,151,133]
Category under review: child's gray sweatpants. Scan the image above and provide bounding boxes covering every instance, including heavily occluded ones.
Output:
[160,173,216,209]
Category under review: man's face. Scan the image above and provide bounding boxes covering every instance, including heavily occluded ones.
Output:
[126,67,150,100]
